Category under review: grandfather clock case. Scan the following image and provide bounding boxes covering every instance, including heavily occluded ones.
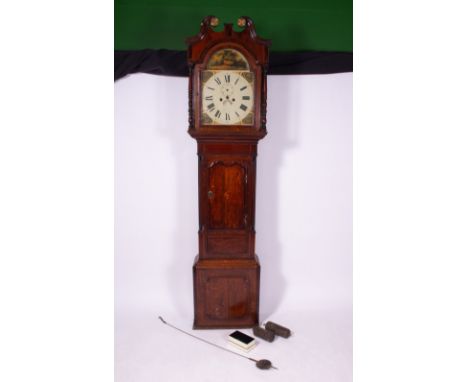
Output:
[187,16,270,328]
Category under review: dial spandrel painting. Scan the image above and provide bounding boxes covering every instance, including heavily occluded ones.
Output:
[201,49,255,126]
[206,48,249,70]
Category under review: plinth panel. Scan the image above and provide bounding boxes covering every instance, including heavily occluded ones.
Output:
[193,257,259,328]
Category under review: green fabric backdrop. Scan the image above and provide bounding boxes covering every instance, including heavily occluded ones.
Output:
[115,0,352,52]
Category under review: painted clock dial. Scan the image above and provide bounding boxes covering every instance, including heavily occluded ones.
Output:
[201,70,255,125]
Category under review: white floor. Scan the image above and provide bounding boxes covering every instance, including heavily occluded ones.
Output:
[115,72,352,381]
[115,307,351,382]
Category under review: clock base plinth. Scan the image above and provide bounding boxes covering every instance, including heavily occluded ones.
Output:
[193,255,260,329]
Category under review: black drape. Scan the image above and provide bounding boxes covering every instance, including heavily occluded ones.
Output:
[115,50,352,81]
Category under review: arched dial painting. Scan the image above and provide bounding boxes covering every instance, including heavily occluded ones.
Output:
[201,49,255,126]
[187,16,270,329]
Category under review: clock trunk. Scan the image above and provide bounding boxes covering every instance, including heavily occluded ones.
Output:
[193,142,259,328]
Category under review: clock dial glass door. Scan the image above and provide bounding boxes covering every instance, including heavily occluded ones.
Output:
[201,70,254,125]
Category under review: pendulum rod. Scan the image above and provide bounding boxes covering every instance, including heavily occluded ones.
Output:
[158,316,278,370]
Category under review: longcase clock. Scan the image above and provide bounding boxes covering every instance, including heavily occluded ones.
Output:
[186,16,270,328]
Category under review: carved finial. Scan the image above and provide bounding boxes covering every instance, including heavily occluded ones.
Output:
[210,17,219,27]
